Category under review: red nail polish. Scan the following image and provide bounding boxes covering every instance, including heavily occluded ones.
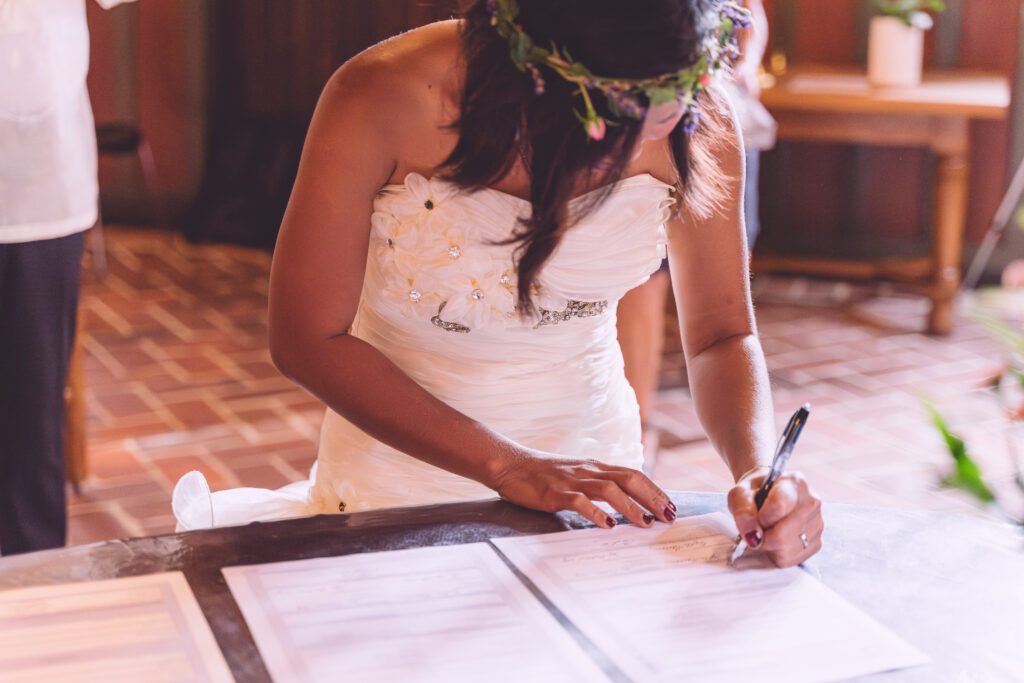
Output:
[642,513,655,525]
[744,530,763,548]
[664,507,676,521]
[606,516,617,528]
[667,500,677,512]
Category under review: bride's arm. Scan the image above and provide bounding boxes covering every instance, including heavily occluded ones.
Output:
[652,93,824,566]
[268,55,674,528]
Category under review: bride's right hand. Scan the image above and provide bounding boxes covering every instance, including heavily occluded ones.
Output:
[490,452,677,529]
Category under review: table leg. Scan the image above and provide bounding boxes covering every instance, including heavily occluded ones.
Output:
[928,150,970,335]
[64,308,88,491]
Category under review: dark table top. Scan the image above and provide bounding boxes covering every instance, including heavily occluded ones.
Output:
[1,492,1022,682]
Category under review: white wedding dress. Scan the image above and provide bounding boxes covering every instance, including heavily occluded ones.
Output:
[173,172,676,530]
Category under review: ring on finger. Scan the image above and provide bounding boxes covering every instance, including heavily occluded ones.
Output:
[799,532,810,550]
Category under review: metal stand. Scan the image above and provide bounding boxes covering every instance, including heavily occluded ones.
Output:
[962,154,1024,290]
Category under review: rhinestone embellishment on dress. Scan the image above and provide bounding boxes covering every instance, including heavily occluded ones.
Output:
[408,289,423,302]
[429,299,609,333]
[431,315,471,334]
[448,246,462,259]
[535,300,609,327]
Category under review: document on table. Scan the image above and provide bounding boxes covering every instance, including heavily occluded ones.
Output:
[493,512,930,683]
[0,571,233,683]
[223,543,610,683]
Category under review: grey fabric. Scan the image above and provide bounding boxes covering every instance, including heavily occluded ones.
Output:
[0,231,85,555]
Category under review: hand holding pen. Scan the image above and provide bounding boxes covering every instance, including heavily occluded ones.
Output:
[726,404,823,568]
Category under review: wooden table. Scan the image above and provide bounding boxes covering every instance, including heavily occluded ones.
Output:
[757,66,1011,334]
[1,492,1022,682]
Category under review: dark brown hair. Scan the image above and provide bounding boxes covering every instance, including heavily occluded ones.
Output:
[441,0,727,311]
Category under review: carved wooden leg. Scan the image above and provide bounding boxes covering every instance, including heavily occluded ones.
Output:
[928,149,970,335]
[64,309,87,492]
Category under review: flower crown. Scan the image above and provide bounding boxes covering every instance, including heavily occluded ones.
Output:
[486,0,752,140]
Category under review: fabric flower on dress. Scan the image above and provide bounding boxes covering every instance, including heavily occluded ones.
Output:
[384,173,460,224]
[380,266,445,323]
[371,211,427,277]
[436,259,517,331]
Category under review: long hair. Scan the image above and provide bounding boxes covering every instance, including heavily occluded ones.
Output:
[441,0,728,311]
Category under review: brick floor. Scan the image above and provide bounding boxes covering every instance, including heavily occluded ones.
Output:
[66,227,1019,546]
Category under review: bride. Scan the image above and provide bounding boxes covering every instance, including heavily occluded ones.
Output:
[174,0,824,568]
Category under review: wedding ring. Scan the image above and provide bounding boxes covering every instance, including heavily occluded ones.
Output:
[799,532,810,549]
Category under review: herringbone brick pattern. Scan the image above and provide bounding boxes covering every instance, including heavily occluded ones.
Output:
[67,227,1017,546]
[71,228,323,544]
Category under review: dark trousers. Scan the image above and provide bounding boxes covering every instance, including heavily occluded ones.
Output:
[0,231,85,555]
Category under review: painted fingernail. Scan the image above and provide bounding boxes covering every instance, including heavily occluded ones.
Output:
[667,500,677,512]
[744,530,763,549]
[606,516,617,528]
[664,507,676,522]
[642,513,655,525]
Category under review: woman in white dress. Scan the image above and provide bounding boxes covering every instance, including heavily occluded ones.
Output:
[175,0,824,568]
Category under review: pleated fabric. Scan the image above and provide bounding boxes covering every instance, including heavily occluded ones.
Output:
[173,173,675,530]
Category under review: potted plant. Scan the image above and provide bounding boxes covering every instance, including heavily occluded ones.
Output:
[868,0,946,88]
[923,277,1024,526]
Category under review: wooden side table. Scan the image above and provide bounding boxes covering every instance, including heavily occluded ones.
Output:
[757,66,1011,334]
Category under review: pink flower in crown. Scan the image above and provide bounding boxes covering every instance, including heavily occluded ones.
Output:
[586,116,607,141]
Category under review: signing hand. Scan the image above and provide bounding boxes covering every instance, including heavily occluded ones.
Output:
[728,468,823,567]
[492,452,676,529]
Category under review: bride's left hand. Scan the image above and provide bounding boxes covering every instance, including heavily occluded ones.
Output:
[727,468,824,567]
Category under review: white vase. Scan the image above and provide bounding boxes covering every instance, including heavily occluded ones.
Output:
[867,16,924,88]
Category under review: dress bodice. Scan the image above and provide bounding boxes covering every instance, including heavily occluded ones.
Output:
[171,171,679,529]
[364,172,676,340]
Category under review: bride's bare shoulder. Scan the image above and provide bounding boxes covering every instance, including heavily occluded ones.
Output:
[317,20,463,131]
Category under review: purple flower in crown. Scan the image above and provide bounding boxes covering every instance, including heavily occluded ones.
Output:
[606,88,647,119]
[720,0,753,29]
[681,106,701,135]
[526,64,546,95]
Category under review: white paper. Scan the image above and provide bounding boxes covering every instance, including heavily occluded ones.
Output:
[0,571,234,683]
[493,512,930,683]
[223,543,610,683]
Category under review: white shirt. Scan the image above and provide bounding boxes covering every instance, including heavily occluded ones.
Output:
[0,0,129,244]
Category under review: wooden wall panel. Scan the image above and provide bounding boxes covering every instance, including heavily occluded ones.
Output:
[88,0,207,222]
[211,0,456,130]
[793,0,859,63]
[959,0,1019,242]
[137,0,203,208]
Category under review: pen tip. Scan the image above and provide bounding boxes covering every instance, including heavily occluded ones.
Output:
[802,402,811,411]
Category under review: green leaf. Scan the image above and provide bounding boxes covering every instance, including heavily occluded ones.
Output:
[646,85,680,106]
[923,402,997,503]
[875,0,944,27]
[971,310,1024,357]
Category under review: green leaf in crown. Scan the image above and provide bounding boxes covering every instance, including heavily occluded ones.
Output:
[485,0,752,140]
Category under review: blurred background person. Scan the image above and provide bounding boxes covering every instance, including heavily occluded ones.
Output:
[616,0,774,468]
[0,0,133,555]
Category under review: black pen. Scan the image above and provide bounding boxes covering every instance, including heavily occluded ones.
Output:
[728,403,811,565]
